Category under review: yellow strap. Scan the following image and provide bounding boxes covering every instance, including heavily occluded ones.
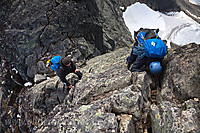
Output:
[47,59,51,64]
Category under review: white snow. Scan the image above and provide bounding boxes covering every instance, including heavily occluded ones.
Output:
[122,2,200,46]
[12,68,18,73]
[189,0,200,5]
[24,82,32,87]
[119,6,125,11]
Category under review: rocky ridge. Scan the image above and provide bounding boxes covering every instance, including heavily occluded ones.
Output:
[0,0,200,132]
[1,44,199,132]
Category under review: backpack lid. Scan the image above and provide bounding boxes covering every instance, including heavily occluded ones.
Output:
[49,56,61,71]
[136,28,160,44]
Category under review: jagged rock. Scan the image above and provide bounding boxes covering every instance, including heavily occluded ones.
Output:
[175,0,200,23]
[72,47,132,105]
[119,114,135,133]
[36,85,144,132]
[2,43,200,132]
[150,100,200,133]
[131,71,153,102]
[150,43,200,133]
[2,0,133,81]
[34,74,47,84]
[162,44,200,101]
[36,103,118,133]
[17,47,154,132]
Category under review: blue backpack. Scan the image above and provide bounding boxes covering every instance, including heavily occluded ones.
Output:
[47,56,61,71]
[143,39,167,58]
[137,29,167,58]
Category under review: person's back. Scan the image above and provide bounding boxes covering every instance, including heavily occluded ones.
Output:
[127,28,167,74]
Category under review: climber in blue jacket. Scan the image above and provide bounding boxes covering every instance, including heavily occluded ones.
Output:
[127,28,165,74]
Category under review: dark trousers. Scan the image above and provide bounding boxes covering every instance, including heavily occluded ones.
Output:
[127,53,163,72]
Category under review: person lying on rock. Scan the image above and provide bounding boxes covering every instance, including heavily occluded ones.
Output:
[126,28,167,74]
[47,56,82,89]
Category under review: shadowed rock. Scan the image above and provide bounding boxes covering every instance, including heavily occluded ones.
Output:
[162,43,200,102]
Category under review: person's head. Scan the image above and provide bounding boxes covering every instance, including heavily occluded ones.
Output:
[61,57,71,66]
[149,61,162,75]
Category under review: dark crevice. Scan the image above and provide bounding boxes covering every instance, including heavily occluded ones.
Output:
[146,113,152,133]
[111,108,122,116]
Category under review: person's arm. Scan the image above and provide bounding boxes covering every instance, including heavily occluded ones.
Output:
[56,70,71,86]
[70,61,76,71]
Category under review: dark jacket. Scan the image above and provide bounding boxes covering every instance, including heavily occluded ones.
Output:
[56,59,76,86]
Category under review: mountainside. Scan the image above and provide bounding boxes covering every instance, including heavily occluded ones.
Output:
[0,0,200,132]
[1,44,199,132]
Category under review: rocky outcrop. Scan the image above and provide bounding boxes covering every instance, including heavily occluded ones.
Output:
[1,0,133,83]
[175,0,200,23]
[151,99,200,133]
[1,0,200,132]
[72,48,132,105]
[162,43,200,101]
[36,85,144,133]
[151,44,200,133]
[1,44,199,133]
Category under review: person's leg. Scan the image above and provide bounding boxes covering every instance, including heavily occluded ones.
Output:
[131,57,147,72]
[75,71,82,80]
[127,53,137,63]
[127,54,137,70]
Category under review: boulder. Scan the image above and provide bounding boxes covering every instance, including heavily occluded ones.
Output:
[151,100,200,133]
[34,74,47,84]
[36,85,144,132]
[72,47,132,105]
[162,43,200,101]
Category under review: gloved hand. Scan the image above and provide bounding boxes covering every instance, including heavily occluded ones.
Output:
[46,59,51,67]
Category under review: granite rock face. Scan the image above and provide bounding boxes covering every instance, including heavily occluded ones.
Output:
[162,44,200,101]
[36,45,200,133]
[1,0,133,82]
[152,44,200,133]
[1,0,198,84]
[0,0,200,132]
[1,44,199,132]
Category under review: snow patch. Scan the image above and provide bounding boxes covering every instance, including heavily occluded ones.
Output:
[123,2,200,46]
[24,82,32,87]
[189,0,200,5]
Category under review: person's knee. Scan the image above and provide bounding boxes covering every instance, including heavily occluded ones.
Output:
[76,71,82,80]
[126,56,130,62]
[127,54,137,63]
[131,65,142,72]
